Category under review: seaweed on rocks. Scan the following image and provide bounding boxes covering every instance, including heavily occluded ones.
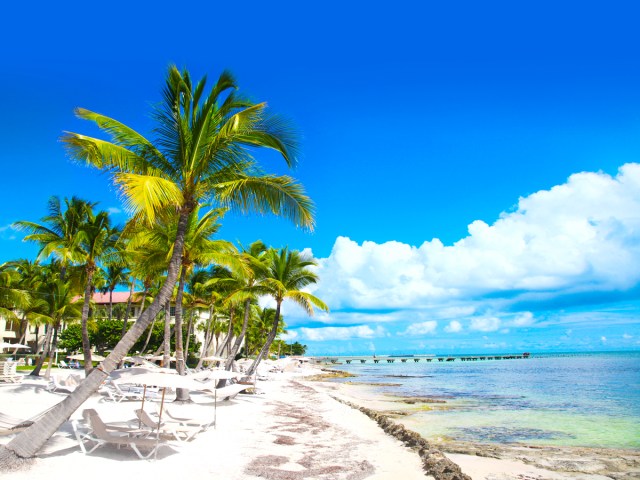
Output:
[331,396,472,480]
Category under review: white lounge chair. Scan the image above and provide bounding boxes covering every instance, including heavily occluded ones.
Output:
[46,374,80,394]
[58,360,71,369]
[158,405,215,431]
[0,362,22,383]
[100,381,146,402]
[73,409,175,459]
[134,409,200,442]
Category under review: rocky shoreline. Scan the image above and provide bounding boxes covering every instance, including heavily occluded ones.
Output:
[306,374,640,480]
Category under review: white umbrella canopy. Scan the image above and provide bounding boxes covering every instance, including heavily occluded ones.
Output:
[109,366,171,382]
[129,372,204,391]
[146,355,177,362]
[67,353,106,362]
[194,369,243,381]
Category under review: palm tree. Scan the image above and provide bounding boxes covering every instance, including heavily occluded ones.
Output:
[14,197,94,280]
[77,211,119,375]
[247,248,328,376]
[2,66,314,462]
[224,241,269,370]
[101,263,129,322]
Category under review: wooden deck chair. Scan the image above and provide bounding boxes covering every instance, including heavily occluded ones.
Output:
[73,409,174,459]
[135,409,200,442]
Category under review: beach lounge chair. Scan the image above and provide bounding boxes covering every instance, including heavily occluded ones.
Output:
[158,405,215,431]
[0,362,22,383]
[73,409,174,459]
[134,409,200,442]
[46,374,80,394]
[100,381,146,402]
[202,382,249,401]
[58,360,70,369]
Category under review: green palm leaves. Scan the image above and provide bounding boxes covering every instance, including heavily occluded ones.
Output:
[62,65,313,228]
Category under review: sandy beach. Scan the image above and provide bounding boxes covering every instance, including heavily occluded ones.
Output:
[1,366,638,480]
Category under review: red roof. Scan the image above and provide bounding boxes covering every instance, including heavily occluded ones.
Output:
[91,292,138,304]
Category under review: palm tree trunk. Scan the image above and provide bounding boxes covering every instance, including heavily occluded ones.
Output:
[44,324,60,380]
[108,289,113,322]
[2,208,190,461]
[138,289,153,352]
[173,266,190,402]
[117,279,136,368]
[196,307,213,369]
[30,326,53,377]
[247,301,281,376]
[12,315,28,356]
[226,299,251,370]
[163,300,171,367]
[81,266,95,376]
[184,311,193,363]
[174,266,186,375]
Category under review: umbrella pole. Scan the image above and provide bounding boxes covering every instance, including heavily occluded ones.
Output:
[155,387,166,461]
[214,388,217,429]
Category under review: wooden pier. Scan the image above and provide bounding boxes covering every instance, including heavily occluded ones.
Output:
[321,353,531,365]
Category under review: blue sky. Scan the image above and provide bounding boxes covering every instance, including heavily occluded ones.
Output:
[1,1,639,354]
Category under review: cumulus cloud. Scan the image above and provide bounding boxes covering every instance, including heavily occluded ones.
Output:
[298,325,386,341]
[309,164,640,332]
[398,321,437,336]
[623,333,633,339]
[470,317,501,332]
[444,320,463,333]
[107,207,122,215]
[280,331,298,341]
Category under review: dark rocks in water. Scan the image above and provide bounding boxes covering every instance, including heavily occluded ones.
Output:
[396,397,447,405]
[332,396,471,480]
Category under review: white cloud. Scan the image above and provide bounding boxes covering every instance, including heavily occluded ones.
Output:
[601,336,607,343]
[299,164,640,341]
[511,312,535,327]
[470,317,501,332]
[280,331,298,341]
[298,325,386,341]
[398,320,437,336]
[444,320,463,333]
[107,207,122,215]
[313,164,640,315]
[623,333,633,339]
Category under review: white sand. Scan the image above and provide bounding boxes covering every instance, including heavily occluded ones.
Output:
[0,368,431,480]
[1,367,624,480]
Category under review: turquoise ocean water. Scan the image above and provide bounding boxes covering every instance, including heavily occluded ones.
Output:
[329,352,640,449]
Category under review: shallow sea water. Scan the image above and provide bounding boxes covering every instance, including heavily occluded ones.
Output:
[330,352,640,449]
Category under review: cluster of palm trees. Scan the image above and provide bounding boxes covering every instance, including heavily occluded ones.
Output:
[1,197,326,381]
[0,65,326,463]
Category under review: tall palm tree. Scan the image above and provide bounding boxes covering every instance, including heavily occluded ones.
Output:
[247,248,328,376]
[2,66,314,462]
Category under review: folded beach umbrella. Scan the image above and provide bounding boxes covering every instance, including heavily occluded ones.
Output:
[0,342,30,350]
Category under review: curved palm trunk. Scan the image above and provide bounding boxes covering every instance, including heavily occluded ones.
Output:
[138,289,153,352]
[13,315,28,356]
[247,301,281,376]
[81,266,96,376]
[30,326,53,377]
[2,209,190,462]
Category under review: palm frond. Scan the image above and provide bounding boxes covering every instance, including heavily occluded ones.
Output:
[114,173,184,223]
